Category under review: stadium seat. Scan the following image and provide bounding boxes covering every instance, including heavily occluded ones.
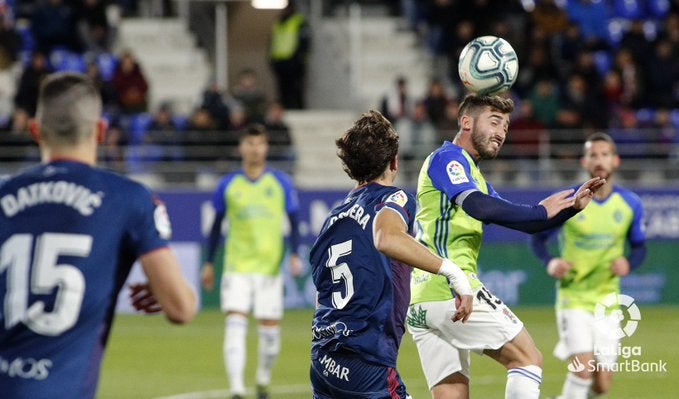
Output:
[613,0,646,20]
[129,113,153,145]
[15,24,35,53]
[670,109,679,130]
[647,0,670,19]
[97,53,118,82]
[49,48,87,73]
[593,50,612,76]
[172,115,189,131]
[606,19,626,48]
[635,108,656,127]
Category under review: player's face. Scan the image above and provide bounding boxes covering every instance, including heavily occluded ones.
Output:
[581,140,619,180]
[239,134,268,166]
[470,108,509,160]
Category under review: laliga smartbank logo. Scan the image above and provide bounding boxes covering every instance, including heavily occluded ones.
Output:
[567,294,667,374]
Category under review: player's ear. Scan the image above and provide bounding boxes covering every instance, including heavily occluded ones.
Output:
[28,119,41,144]
[390,155,398,172]
[96,118,108,144]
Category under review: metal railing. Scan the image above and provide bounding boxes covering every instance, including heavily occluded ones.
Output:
[1,127,677,189]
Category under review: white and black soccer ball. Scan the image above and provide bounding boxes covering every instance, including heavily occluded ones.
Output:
[457,35,519,95]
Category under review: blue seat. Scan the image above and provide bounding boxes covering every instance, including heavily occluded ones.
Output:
[613,0,646,20]
[593,50,612,76]
[49,48,86,73]
[129,113,153,145]
[16,24,35,53]
[606,19,626,48]
[635,108,656,126]
[97,53,118,81]
[647,0,670,19]
[670,109,679,130]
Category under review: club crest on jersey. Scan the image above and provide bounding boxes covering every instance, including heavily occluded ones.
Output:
[446,161,469,185]
[386,190,408,207]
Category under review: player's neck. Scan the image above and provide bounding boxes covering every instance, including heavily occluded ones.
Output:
[42,145,97,166]
[243,163,266,179]
[594,179,614,200]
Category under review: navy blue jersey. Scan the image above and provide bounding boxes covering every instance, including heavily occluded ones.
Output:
[0,161,171,398]
[310,183,416,368]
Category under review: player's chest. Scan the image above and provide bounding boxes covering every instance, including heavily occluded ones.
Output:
[566,202,632,238]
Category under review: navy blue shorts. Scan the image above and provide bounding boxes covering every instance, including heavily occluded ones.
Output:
[310,349,410,399]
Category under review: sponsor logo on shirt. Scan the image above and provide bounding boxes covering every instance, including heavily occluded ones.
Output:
[318,354,350,381]
[446,161,469,185]
[386,190,408,207]
[0,355,52,380]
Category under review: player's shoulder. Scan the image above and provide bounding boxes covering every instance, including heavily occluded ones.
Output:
[613,185,643,208]
[267,167,295,185]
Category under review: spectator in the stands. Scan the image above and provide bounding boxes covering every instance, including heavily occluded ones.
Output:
[380,75,414,124]
[263,100,294,162]
[146,102,183,161]
[75,0,112,54]
[645,39,678,108]
[112,50,149,114]
[14,51,51,120]
[200,81,231,130]
[0,6,21,67]
[421,77,451,130]
[612,47,645,108]
[86,60,116,111]
[529,79,560,128]
[30,0,81,53]
[232,68,267,124]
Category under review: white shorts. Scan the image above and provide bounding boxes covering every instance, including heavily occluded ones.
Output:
[220,272,283,320]
[553,308,620,366]
[407,286,524,389]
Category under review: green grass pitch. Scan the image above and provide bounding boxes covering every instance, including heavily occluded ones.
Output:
[99,306,678,398]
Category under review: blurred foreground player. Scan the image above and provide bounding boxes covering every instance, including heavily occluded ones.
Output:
[0,72,197,398]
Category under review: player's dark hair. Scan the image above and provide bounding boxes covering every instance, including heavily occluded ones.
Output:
[240,123,269,143]
[458,94,514,123]
[584,132,617,154]
[336,110,399,184]
[36,72,101,144]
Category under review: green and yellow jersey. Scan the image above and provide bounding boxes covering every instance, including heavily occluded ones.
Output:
[411,142,500,304]
[548,187,645,311]
[211,167,299,276]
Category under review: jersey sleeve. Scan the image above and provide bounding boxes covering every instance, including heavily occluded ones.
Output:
[272,169,300,213]
[620,189,646,246]
[127,185,172,257]
[427,148,482,202]
[211,174,236,213]
[375,188,416,232]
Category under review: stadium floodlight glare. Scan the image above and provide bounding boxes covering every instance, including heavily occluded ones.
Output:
[251,0,287,9]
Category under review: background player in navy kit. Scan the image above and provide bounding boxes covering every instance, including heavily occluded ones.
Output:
[309,110,473,399]
[0,72,197,398]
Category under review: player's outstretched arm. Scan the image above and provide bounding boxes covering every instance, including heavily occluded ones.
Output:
[373,208,473,321]
[140,247,197,324]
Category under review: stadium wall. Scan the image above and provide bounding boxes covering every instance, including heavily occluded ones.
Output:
[115,188,679,312]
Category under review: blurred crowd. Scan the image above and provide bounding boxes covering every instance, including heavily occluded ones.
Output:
[1,0,678,177]
[381,0,679,161]
[0,0,297,173]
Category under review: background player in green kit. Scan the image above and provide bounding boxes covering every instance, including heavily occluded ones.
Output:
[201,124,302,399]
[406,94,605,399]
[530,132,647,399]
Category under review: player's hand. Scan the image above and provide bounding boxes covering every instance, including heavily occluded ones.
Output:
[547,258,573,279]
[129,283,162,314]
[453,294,473,323]
[573,177,605,210]
[289,254,303,277]
[539,188,577,218]
[611,257,631,277]
[201,263,215,291]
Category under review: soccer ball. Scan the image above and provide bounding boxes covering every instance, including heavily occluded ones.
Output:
[457,36,519,95]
